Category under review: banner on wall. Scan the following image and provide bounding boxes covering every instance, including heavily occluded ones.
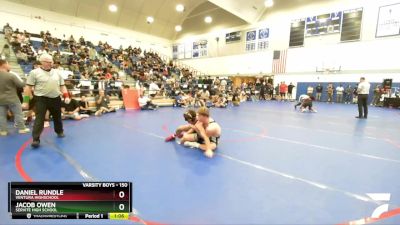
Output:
[225,31,241,43]
[376,3,400,37]
[172,45,178,60]
[258,28,269,50]
[192,40,208,58]
[245,28,269,52]
[172,44,184,59]
[245,30,257,51]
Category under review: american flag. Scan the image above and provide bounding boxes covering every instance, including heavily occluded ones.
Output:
[272,50,287,74]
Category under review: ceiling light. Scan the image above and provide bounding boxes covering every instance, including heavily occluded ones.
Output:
[108,4,118,12]
[175,25,182,32]
[204,16,212,23]
[264,0,274,7]
[146,16,154,24]
[176,4,185,12]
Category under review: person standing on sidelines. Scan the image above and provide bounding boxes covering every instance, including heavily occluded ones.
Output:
[336,84,344,103]
[356,77,370,119]
[23,53,70,148]
[327,83,334,103]
[315,84,323,101]
[0,59,30,136]
[344,84,352,104]
[287,82,295,100]
[279,82,288,101]
[306,85,314,97]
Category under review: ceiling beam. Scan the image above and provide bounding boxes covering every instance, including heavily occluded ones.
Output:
[74,0,81,17]
[173,0,209,40]
[208,0,262,24]
[116,0,127,26]
[96,0,105,22]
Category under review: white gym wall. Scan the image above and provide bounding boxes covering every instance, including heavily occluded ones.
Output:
[175,0,400,83]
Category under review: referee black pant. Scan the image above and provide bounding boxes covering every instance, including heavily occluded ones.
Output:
[357,94,368,118]
[32,96,63,141]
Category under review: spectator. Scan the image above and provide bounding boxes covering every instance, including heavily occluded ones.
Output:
[287,82,295,100]
[336,84,344,103]
[95,90,116,116]
[267,83,273,99]
[200,88,210,102]
[194,90,206,107]
[307,85,314,97]
[1,44,11,60]
[259,82,266,100]
[79,95,91,115]
[371,85,383,106]
[279,82,288,101]
[214,94,228,108]
[138,92,157,110]
[15,50,28,64]
[0,59,30,136]
[315,84,323,101]
[344,85,352,104]
[327,83,334,103]
[3,23,13,39]
[232,89,240,106]
[174,92,186,107]
[149,80,160,97]
[61,98,88,120]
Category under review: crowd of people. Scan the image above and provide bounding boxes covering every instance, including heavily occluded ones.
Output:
[3,24,389,113]
[302,83,389,106]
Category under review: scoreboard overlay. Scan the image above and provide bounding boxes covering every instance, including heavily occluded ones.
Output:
[8,182,132,220]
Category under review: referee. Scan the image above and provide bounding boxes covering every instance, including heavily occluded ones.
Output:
[356,77,370,119]
[23,54,70,148]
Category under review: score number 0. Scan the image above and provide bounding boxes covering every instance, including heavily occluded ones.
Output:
[117,183,128,211]
[118,191,125,211]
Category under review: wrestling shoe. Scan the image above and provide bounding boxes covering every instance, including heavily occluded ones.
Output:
[165,134,176,142]
[184,142,200,149]
[18,128,31,134]
[31,140,40,148]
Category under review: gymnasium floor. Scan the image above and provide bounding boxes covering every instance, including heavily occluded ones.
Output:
[1,101,400,225]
